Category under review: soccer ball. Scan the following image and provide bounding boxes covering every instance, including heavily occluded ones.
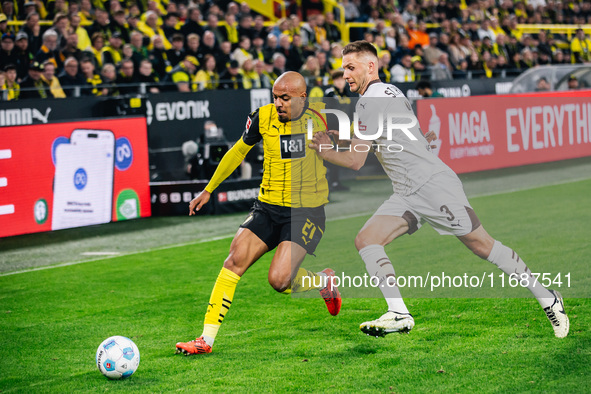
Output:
[96,336,140,379]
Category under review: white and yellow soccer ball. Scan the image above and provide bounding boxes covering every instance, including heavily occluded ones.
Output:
[96,336,140,379]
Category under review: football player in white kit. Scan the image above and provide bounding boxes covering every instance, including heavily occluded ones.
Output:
[309,41,569,338]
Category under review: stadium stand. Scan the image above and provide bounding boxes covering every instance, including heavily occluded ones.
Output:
[1,0,590,98]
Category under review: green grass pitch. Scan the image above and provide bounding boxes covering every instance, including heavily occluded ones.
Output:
[0,178,590,392]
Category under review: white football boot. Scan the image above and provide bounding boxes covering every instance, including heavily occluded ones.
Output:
[360,311,414,337]
[543,290,569,338]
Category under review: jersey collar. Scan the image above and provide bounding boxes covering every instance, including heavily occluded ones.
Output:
[362,79,382,96]
[291,100,310,122]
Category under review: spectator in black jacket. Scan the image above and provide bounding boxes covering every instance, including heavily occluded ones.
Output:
[0,33,18,73]
[251,15,267,40]
[275,33,303,72]
[109,10,130,44]
[80,57,106,96]
[50,12,69,49]
[59,32,83,62]
[100,63,118,95]
[215,41,232,72]
[262,34,278,64]
[323,12,341,43]
[536,30,553,58]
[14,31,33,79]
[35,30,60,70]
[128,31,148,69]
[58,56,86,96]
[167,33,186,68]
[101,31,124,66]
[21,12,42,54]
[86,9,111,40]
[218,59,243,89]
[185,33,201,62]
[148,35,171,78]
[162,12,181,43]
[181,6,205,40]
[198,31,218,59]
[237,14,254,40]
[392,34,413,65]
[137,59,160,93]
[115,58,139,95]
[20,61,51,99]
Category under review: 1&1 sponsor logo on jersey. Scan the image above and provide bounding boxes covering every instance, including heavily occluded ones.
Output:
[280,134,306,159]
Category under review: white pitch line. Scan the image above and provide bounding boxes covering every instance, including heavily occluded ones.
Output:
[0,149,12,159]
[327,211,374,222]
[467,175,591,199]
[0,204,15,215]
[80,252,121,256]
[0,234,235,277]
[1,176,590,277]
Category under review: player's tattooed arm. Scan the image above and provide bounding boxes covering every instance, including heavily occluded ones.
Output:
[309,131,370,171]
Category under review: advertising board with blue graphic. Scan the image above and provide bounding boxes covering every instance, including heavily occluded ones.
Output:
[0,117,150,238]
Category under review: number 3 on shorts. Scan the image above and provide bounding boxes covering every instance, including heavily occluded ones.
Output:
[301,219,317,245]
[440,205,455,221]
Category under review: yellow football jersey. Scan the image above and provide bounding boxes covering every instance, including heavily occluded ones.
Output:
[242,102,329,208]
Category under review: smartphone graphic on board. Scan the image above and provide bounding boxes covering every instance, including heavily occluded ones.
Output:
[51,130,115,230]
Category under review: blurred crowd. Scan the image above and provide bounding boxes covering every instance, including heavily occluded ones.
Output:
[0,0,590,100]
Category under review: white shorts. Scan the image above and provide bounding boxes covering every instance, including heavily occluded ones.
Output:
[374,171,481,236]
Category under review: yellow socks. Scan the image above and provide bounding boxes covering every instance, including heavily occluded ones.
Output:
[291,268,327,293]
[200,267,325,346]
[202,267,241,346]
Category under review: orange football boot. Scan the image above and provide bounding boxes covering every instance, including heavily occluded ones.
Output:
[175,336,212,355]
[319,268,342,316]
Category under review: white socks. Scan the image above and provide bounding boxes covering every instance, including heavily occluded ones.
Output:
[487,240,554,308]
[359,244,410,314]
[359,241,555,312]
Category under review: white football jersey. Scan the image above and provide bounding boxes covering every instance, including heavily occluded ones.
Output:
[356,81,452,195]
